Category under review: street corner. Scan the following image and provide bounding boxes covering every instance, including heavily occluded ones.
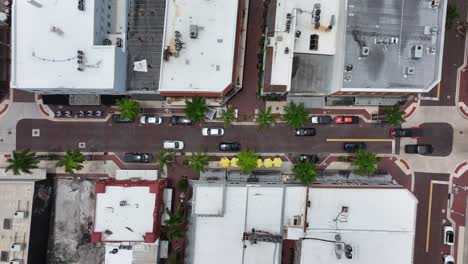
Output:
[457,101,468,119]
[402,96,420,120]
[379,156,413,191]
[418,122,454,157]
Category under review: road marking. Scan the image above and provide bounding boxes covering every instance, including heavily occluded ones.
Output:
[426,180,450,252]
[326,138,394,142]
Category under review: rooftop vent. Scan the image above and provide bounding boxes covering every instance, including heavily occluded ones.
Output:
[78,0,85,11]
[190,25,199,39]
[309,34,319,50]
[406,66,415,75]
[360,46,369,57]
[412,45,423,59]
[10,244,24,252]
[14,211,28,219]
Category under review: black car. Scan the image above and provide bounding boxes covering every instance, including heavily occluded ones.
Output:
[343,142,366,152]
[390,127,423,138]
[294,128,316,136]
[170,116,193,125]
[219,142,241,151]
[123,152,153,163]
[112,114,133,123]
[310,115,333,124]
[298,154,320,163]
[404,144,433,154]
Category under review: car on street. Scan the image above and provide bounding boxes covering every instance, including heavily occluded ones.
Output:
[443,255,454,264]
[390,127,423,138]
[343,142,366,152]
[170,116,193,125]
[294,128,316,136]
[163,140,184,150]
[123,152,153,163]
[298,154,320,163]
[443,226,454,245]
[202,128,225,136]
[404,144,433,154]
[334,116,359,124]
[140,115,163,125]
[112,114,133,123]
[310,115,332,124]
[219,142,241,151]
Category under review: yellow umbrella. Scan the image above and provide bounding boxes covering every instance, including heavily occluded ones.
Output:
[257,159,263,168]
[273,157,283,167]
[231,157,239,167]
[263,158,273,168]
[220,157,230,167]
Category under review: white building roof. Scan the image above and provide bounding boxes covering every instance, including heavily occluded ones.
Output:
[159,0,239,94]
[11,0,127,91]
[300,187,417,264]
[94,186,156,241]
[193,185,224,216]
[115,170,159,181]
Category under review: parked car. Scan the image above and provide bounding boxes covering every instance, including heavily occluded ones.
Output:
[298,154,320,163]
[123,152,153,163]
[404,144,433,154]
[202,128,225,136]
[163,140,184,150]
[140,115,163,125]
[112,114,133,123]
[334,116,359,124]
[443,226,454,245]
[294,128,316,136]
[343,142,366,152]
[443,255,455,264]
[390,127,423,138]
[170,116,193,125]
[310,115,332,124]
[219,142,241,151]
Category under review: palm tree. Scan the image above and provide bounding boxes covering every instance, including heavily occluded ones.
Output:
[6,149,39,176]
[184,97,207,124]
[184,151,209,173]
[237,149,258,174]
[116,97,141,121]
[446,3,460,30]
[155,150,174,176]
[352,150,379,176]
[222,106,235,128]
[163,207,185,241]
[383,107,405,125]
[167,250,183,264]
[293,161,317,185]
[255,106,275,129]
[283,102,308,129]
[56,150,85,174]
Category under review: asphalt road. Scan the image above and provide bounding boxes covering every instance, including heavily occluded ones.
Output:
[16,118,393,154]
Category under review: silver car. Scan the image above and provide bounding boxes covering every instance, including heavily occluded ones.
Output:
[140,116,163,125]
[202,128,225,136]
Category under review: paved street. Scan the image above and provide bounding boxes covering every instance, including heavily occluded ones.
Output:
[16,118,393,154]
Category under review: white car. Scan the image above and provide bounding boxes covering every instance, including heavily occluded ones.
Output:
[163,140,184,150]
[202,128,225,136]
[443,226,454,245]
[140,116,163,125]
[443,255,454,264]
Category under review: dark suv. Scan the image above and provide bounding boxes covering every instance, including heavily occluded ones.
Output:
[112,114,133,123]
[404,144,433,154]
[294,128,316,136]
[123,153,153,163]
[343,142,366,152]
[219,142,241,151]
[170,116,193,125]
[298,154,320,163]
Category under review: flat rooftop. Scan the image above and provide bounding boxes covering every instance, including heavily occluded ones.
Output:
[11,0,127,91]
[159,0,239,94]
[0,181,35,263]
[93,185,157,242]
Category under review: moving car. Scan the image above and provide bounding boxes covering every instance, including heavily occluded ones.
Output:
[123,152,153,163]
[163,140,184,150]
[390,127,423,138]
[310,115,332,124]
[219,142,241,151]
[298,154,320,163]
[140,115,163,125]
[343,142,366,152]
[443,255,454,264]
[294,128,316,136]
[112,114,133,123]
[404,144,433,154]
[202,128,225,136]
[170,116,193,125]
[443,226,454,245]
[334,116,359,124]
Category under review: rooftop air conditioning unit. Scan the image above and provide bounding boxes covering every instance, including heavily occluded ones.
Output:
[412,45,423,59]
[406,66,415,75]
[10,244,24,252]
[291,215,302,226]
[14,211,28,219]
[10,260,23,264]
[190,25,198,39]
[360,46,369,57]
[431,0,440,8]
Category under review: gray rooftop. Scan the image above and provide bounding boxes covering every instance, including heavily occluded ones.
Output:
[290,53,334,95]
[126,0,166,92]
[342,0,445,91]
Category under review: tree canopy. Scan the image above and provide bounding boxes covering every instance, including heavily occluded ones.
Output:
[184,97,207,123]
[283,102,308,129]
[56,150,85,174]
[185,151,209,173]
[293,161,317,185]
[6,149,39,176]
[352,150,379,176]
[255,106,276,129]
[237,149,258,174]
[383,107,406,125]
[116,97,141,121]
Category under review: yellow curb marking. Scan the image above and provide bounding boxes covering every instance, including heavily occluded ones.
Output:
[426,182,434,253]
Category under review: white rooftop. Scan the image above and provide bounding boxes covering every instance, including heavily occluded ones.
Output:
[300,187,417,264]
[94,186,156,242]
[11,0,127,91]
[115,170,159,181]
[159,0,239,94]
[193,185,224,216]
